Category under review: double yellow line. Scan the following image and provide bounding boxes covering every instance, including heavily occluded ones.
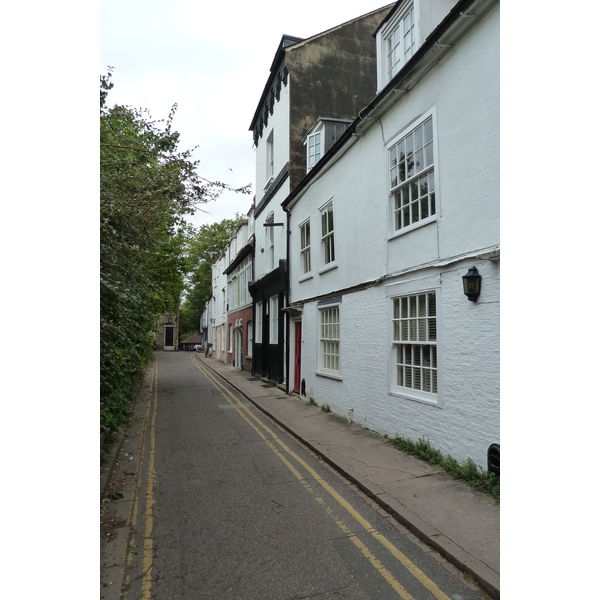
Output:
[192,355,450,600]
[122,359,158,600]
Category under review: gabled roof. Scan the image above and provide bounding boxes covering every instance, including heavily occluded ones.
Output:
[249,5,395,132]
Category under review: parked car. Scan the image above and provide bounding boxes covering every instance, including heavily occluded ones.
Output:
[194,345,202,352]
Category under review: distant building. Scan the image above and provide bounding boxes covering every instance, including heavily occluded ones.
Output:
[155,313,178,351]
[224,209,255,372]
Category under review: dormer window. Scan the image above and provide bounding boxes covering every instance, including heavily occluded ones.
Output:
[304,118,351,173]
[386,1,415,80]
[307,131,322,171]
[376,0,419,91]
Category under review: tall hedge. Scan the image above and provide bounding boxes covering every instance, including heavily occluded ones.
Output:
[100,70,248,437]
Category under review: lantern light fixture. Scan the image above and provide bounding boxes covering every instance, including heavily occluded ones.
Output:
[462,266,482,302]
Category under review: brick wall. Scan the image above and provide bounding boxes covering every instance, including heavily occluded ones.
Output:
[226,305,254,372]
[298,259,499,470]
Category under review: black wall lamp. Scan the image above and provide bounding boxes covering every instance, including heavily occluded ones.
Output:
[462,266,482,302]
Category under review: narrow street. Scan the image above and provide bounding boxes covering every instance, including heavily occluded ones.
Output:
[101,352,487,599]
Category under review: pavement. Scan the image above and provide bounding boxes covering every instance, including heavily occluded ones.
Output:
[197,353,500,599]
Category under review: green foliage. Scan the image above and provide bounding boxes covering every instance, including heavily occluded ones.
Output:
[307,397,318,407]
[321,403,331,412]
[389,435,500,503]
[100,69,250,437]
[178,217,242,335]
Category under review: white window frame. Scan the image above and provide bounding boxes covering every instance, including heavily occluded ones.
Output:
[387,274,441,406]
[382,0,417,85]
[255,301,263,343]
[388,109,437,238]
[247,321,253,357]
[270,295,279,344]
[299,219,312,279]
[306,130,322,171]
[265,130,274,187]
[319,200,336,272]
[318,304,341,379]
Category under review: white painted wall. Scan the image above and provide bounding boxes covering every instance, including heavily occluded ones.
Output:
[212,253,228,361]
[288,3,499,469]
[255,82,290,198]
[254,80,291,281]
[290,4,499,301]
[298,256,499,469]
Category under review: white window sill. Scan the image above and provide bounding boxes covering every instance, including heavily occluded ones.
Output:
[263,177,274,191]
[319,262,338,275]
[299,273,313,283]
[388,389,440,407]
[388,216,436,241]
[316,371,343,381]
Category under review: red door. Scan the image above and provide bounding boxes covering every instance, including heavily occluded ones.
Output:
[293,322,302,394]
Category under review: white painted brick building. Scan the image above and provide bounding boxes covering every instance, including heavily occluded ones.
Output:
[283,0,499,469]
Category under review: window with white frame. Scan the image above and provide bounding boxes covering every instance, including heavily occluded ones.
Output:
[228,255,252,311]
[392,291,437,398]
[270,295,278,344]
[255,301,263,343]
[320,201,335,268]
[389,113,436,233]
[266,130,274,183]
[247,322,253,357]
[307,130,322,171]
[319,305,340,374]
[385,1,416,82]
[300,220,311,276]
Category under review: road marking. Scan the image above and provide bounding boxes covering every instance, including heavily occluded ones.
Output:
[122,359,156,599]
[192,356,450,600]
[140,360,158,600]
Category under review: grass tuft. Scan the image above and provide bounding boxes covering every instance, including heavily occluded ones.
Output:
[389,435,500,503]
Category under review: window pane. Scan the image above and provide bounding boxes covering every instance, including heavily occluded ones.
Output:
[415,124,423,150]
[427,293,436,316]
[424,117,433,143]
[406,133,414,157]
[414,148,423,173]
[411,201,419,224]
[425,142,433,167]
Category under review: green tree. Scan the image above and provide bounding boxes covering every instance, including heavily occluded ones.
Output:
[178,216,242,338]
[100,69,249,437]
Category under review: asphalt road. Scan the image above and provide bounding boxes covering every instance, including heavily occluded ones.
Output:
[101,352,487,599]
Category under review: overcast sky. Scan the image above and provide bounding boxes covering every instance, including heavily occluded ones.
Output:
[100,0,394,228]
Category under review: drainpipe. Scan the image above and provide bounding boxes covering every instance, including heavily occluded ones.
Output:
[283,204,291,394]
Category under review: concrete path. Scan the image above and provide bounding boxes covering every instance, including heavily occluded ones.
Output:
[198,354,500,599]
